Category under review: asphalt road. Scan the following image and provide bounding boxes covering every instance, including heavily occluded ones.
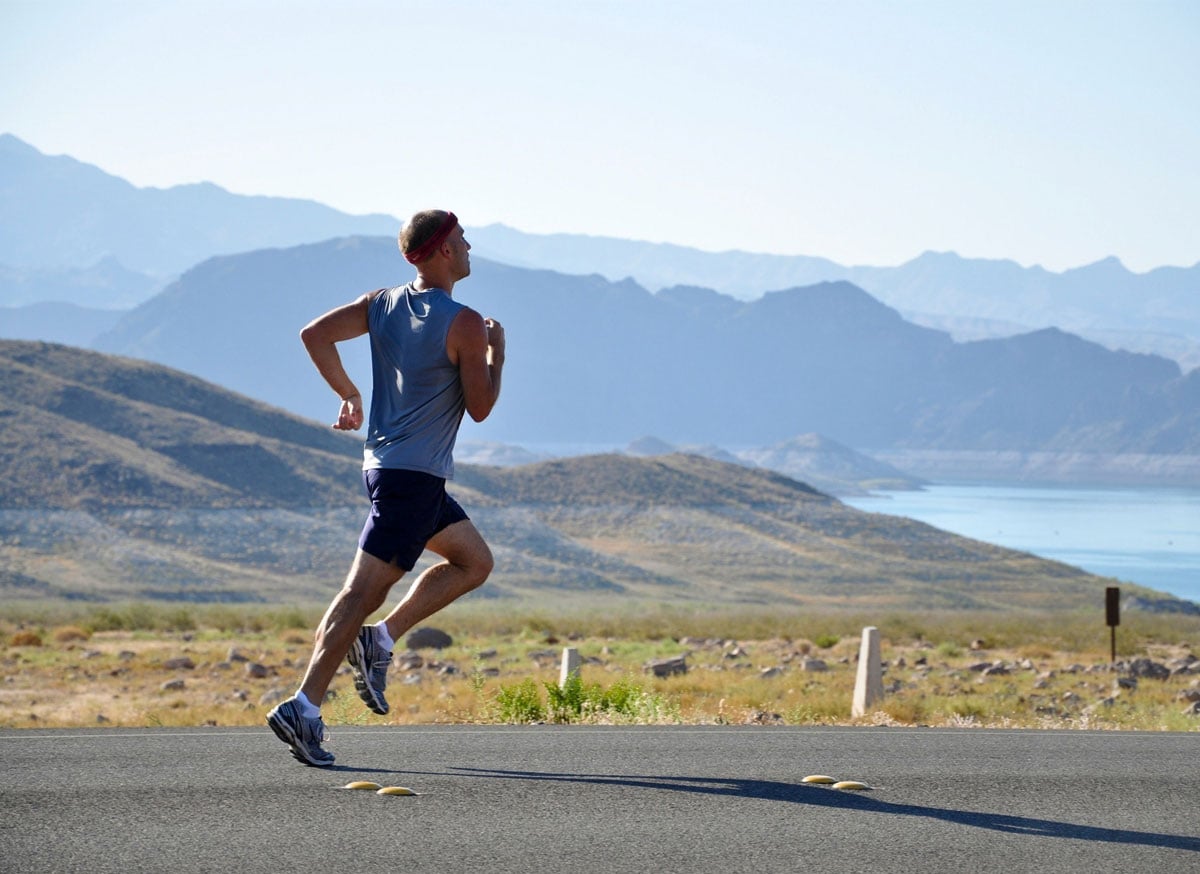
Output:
[1,725,1197,873]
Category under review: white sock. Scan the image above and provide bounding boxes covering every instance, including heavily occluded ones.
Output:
[374,620,394,652]
[294,690,320,718]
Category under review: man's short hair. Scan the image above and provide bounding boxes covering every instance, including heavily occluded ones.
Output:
[399,210,454,261]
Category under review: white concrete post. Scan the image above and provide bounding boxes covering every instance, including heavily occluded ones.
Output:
[851,626,883,718]
[559,647,581,687]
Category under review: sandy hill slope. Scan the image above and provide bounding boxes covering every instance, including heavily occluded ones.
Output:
[1,340,1169,610]
[0,340,363,509]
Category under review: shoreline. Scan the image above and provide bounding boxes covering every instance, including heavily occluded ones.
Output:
[868,450,1200,489]
[845,481,1200,606]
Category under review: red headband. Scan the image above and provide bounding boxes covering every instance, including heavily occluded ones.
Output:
[403,212,459,264]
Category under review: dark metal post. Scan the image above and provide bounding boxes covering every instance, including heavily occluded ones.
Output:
[1105,587,1120,664]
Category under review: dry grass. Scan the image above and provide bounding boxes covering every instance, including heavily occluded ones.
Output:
[1,602,1197,731]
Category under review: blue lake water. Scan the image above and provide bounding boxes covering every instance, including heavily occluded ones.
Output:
[844,484,1200,604]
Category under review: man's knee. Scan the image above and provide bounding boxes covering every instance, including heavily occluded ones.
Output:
[431,521,493,588]
[464,542,494,588]
[451,538,492,591]
[341,550,405,603]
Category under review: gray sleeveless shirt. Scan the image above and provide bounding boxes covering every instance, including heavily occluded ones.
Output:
[363,284,467,478]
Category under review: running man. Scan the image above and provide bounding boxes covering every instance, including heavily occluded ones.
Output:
[268,210,505,766]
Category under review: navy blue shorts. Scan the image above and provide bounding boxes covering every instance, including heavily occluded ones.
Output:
[358,468,469,570]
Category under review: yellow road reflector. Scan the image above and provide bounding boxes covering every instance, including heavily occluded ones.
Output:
[376,786,417,796]
[832,780,872,791]
[342,781,382,791]
[801,775,837,784]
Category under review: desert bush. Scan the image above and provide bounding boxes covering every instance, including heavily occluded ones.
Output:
[494,678,545,723]
[494,673,674,725]
[596,676,649,716]
[82,603,161,633]
[83,608,127,633]
[163,608,196,633]
[52,626,91,643]
[8,630,43,647]
[879,696,928,725]
[936,641,963,658]
[266,607,312,631]
[545,674,590,722]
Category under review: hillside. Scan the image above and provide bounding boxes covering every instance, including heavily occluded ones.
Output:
[735,433,925,494]
[0,341,1174,611]
[0,340,364,510]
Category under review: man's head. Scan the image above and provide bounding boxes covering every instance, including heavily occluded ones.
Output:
[400,210,458,263]
[399,210,470,285]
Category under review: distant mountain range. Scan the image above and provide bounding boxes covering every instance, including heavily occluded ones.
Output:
[0,133,398,279]
[3,133,1197,371]
[0,133,397,311]
[3,134,1198,486]
[466,229,1200,372]
[5,339,1172,611]
[79,239,1199,469]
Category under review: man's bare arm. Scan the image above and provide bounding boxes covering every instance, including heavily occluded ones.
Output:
[448,308,505,423]
[299,292,375,430]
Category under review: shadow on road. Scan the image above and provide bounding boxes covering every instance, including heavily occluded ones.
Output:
[430,766,1200,853]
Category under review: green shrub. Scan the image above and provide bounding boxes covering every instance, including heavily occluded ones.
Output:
[544,673,675,724]
[596,676,641,714]
[268,607,312,632]
[494,673,674,725]
[936,641,963,658]
[545,673,589,722]
[163,608,196,633]
[84,608,127,633]
[80,603,172,633]
[494,678,545,723]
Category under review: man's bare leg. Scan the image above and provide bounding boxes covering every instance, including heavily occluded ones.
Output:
[380,519,493,643]
[298,549,405,707]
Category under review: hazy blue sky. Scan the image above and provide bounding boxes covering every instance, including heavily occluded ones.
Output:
[3,0,1197,271]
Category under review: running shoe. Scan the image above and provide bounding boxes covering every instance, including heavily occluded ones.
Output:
[266,697,335,767]
[347,625,392,715]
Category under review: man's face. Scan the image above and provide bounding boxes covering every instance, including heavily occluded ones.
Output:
[447,225,471,279]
